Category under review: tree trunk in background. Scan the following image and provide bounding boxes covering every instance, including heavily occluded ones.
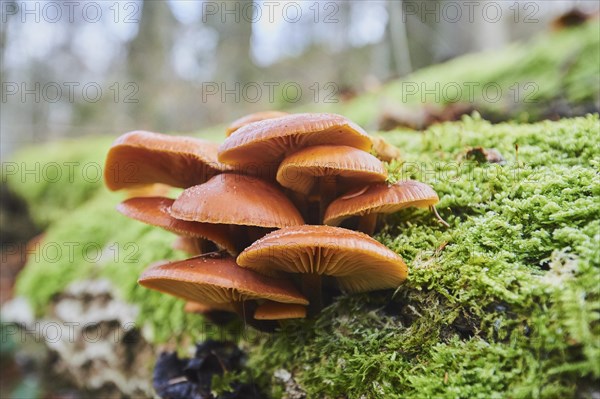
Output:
[175,0,253,123]
[388,0,412,77]
[211,0,254,84]
[127,1,177,131]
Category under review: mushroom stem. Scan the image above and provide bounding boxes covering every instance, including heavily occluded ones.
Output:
[318,176,337,223]
[288,190,309,221]
[430,206,450,227]
[229,225,247,253]
[232,300,249,323]
[246,226,267,244]
[201,310,238,326]
[232,301,276,332]
[172,237,218,256]
[196,238,210,255]
[357,213,378,236]
[301,273,323,316]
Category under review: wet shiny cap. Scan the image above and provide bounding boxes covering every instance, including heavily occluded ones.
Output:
[170,173,304,228]
[226,111,289,137]
[105,131,228,190]
[138,255,309,305]
[116,196,237,255]
[276,145,387,195]
[218,113,372,169]
[324,180,439,226]
[237,225,408,293]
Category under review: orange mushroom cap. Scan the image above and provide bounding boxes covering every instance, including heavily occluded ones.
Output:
[237,225,408,293]
[170,173,304,228]
[172,236,205,256]
[122,183,172,199]
[218,113,372,176]
[116,196,237,255]
[370,135,402,162]
[138,255,308,305]
[184,300,235,314]
[276,145,388,195]
[254,301,307,320]
[324,180,439,226]
[104,131,228,191]
[226,111,289,137]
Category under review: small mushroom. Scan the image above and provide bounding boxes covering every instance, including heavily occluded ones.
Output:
[253,301,307,320]
[226,111,289,137]
[464,147,506,165]
[237,225,407,315]
[117,197,237,255]
[170,173,304,251]
[370,135,402,162]
[276,145,387,222]
[138,254,308,330]
[184,300,235,314]
[323,180,447,235]
[218,113,372,179]
[171,236,205,256]
[104,112,446,324]
[122,183,171,199]
[104,131,228,191]
[184,300,237,326]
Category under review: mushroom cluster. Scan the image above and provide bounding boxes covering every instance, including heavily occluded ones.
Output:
[104,112,444,329]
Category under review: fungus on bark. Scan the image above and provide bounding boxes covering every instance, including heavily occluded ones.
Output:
[103,112,449,327]
[324,180,447,235]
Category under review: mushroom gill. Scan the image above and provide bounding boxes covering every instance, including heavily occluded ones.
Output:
[103,112,445,326]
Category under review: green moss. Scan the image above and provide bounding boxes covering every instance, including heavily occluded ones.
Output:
[317,22,600,127]
[5,23,597,227]
[11,115,600,397]
[3,131,223,228]
[13,184,244,344]
[240,115,599,398]
[3,136,114,227]
[6,21,599,395]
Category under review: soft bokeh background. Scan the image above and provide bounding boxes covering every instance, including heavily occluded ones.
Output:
[2,0,597,157]
[2,1,600,397]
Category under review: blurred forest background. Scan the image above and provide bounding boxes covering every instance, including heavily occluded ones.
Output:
[2,0,598,158]
[1,1,599,397]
